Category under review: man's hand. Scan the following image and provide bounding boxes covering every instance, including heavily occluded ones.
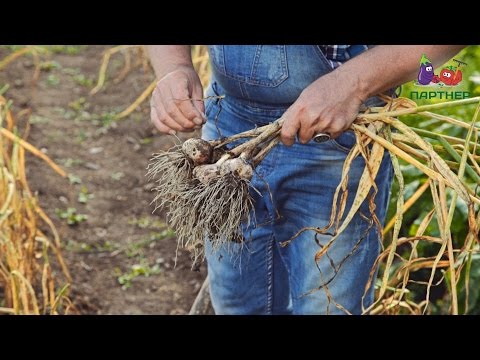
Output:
[280,70,365,146]
[279,45,465,146]
[150,65,205,135]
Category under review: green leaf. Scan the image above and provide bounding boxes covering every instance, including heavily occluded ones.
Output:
[420,54,432,65]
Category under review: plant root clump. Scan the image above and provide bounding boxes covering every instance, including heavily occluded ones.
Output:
[147,120,281,264]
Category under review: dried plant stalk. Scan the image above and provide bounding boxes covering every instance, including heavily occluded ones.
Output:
[1,99,72,314]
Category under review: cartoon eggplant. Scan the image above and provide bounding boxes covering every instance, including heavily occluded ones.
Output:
[417,54,435,85]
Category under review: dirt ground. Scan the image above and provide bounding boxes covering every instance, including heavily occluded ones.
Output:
[0,45,207,314]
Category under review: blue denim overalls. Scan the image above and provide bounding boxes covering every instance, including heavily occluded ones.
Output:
[202,45,393,314]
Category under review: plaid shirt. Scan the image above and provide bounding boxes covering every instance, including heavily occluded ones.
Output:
[318,45,372,68]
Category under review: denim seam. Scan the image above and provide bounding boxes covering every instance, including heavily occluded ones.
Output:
[204,98,214,118]
[250,45,262,79]
[273,237,293,313]
[209,46,227,75]
[266,234,274,314]
[327,139,353,154]
[239,81,247,99]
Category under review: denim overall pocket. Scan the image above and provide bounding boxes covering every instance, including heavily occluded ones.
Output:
[329,130,357,154]
[209,45,288,87]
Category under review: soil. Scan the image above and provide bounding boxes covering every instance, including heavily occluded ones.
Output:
[0,45,207,314]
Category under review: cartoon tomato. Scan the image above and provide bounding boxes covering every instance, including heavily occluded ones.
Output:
[440,66,462,86]
[453,69,462,85]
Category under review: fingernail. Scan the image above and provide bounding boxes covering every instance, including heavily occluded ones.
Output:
[193,117,203,125]
[168,130,176,136]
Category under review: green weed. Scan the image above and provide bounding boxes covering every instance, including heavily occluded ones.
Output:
[55,208,87,225]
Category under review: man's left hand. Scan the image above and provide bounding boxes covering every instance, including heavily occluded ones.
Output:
[280,69,366,146]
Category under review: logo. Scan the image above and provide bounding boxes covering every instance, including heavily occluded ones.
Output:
[415,54,466,87]
[410,54,470,100]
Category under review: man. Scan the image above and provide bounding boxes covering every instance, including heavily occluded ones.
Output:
[148,45,464,315]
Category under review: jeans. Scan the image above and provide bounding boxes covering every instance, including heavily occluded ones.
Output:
[202,46,394,314]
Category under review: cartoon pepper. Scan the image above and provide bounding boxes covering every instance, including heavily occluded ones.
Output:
[417,54,435,85]
[439,66,462,86]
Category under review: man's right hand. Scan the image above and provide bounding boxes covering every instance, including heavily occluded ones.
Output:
[150,65,205,135]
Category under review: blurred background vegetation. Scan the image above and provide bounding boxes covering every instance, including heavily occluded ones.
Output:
[392,45,480,313]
